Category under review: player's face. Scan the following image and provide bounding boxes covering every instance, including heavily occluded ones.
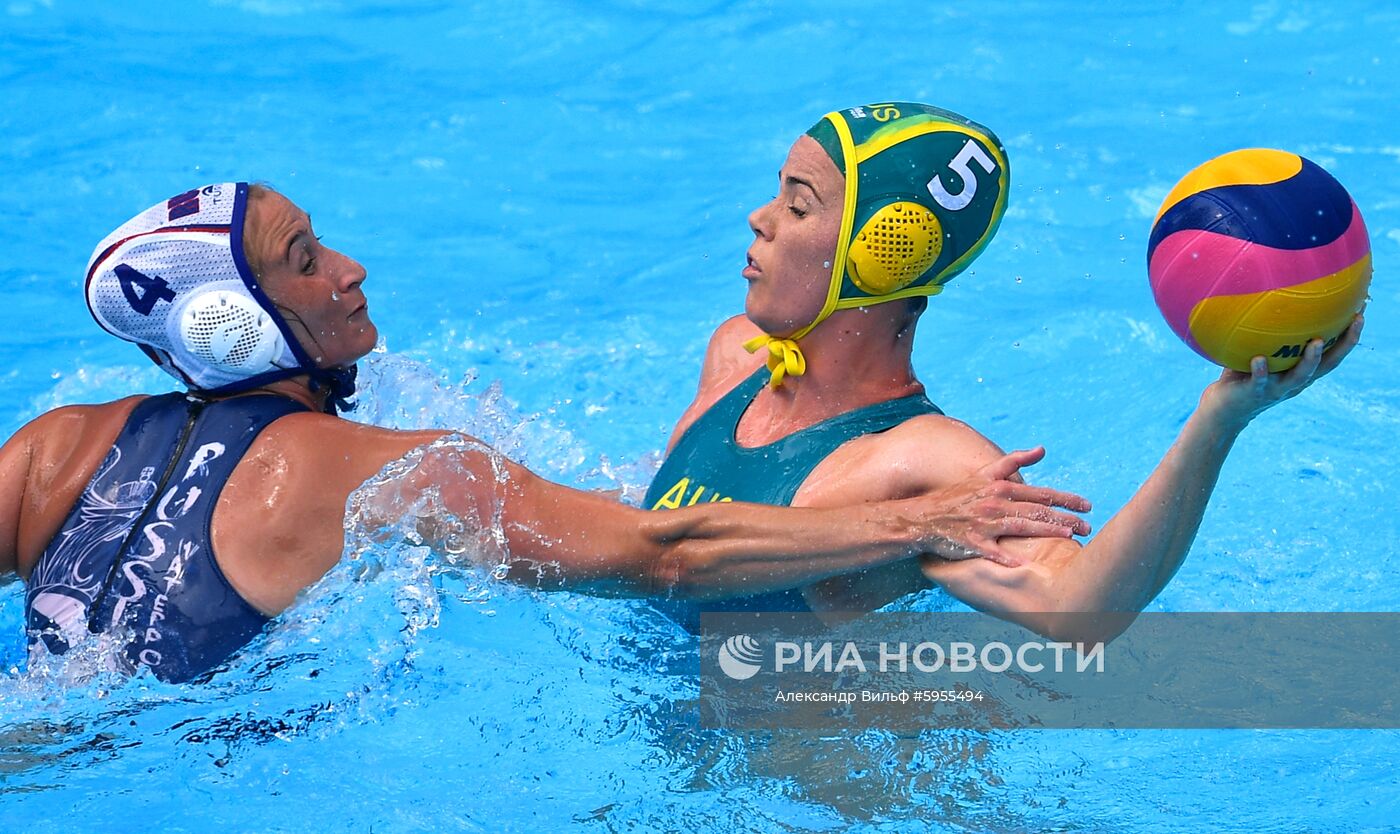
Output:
[742,135,844,337]
[243,190,377,369]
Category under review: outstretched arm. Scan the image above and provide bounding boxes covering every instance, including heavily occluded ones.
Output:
[513,448,1090,598]
[925,317,1364,642]
[364,438,1091,600]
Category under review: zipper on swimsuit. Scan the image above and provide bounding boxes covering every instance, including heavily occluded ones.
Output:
[87,395,209,634]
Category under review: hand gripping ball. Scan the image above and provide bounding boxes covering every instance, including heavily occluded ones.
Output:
[1147,149,1370,372]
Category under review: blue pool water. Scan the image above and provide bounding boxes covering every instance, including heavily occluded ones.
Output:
[3,1,1398,831]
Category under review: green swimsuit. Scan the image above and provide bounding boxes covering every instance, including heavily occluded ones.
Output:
[643,368,942,631]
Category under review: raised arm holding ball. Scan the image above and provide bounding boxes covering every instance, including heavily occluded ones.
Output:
[936,147,1369,639]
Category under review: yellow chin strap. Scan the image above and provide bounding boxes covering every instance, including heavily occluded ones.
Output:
[742,334,807,388]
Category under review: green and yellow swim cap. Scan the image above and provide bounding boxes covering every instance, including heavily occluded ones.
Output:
[745,102,1010,387]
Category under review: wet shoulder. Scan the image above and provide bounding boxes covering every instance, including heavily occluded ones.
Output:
[3,396,147,577]
[701,314,766,384]
[19,396,148,481]
[793,413,1006,506]
[238,412,451,495]
[215,415,456,613]
[667,315,767,450]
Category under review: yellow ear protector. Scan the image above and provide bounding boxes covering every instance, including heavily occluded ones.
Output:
[846,201,944,296]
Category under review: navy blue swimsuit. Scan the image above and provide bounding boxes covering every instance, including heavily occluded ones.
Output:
[24,393,307,683]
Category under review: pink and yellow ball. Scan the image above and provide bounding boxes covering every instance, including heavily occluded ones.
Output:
[1147,148,1370,372]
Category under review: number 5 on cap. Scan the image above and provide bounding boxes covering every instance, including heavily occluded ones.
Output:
[928,139,998,212]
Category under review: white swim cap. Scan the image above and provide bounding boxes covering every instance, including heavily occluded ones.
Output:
[85,182,320,392]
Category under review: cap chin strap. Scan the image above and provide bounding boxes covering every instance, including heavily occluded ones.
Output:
[246,287,358,415]
[742,284,943,390]
[193,362,359,415]
[207,324,359,415]
[742,334,806,388]
[308,365,358,415]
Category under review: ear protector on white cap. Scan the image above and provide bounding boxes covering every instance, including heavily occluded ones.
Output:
[84,183,320,393]
[176,286,285,374]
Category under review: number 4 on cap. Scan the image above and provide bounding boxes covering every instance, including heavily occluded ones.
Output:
[115,264,176,315]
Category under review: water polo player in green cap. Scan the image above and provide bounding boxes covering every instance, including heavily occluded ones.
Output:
[645,101,1363,636]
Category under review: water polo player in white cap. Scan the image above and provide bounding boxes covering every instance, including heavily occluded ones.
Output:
[0,182,1094,683]
[645,102,1364,635]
